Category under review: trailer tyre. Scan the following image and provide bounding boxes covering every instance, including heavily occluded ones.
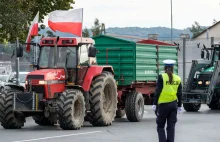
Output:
[115,108,126,118]
[57,89,85,130]
[89,71,117,126]
[0,89,25,129]
[32,115,55,126]
[183,103,201,112]
[125,91,144,122]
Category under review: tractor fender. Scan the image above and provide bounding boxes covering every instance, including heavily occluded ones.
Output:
[5,84,25,92]
[82,65,114,91]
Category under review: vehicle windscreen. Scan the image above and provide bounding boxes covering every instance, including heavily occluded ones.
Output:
[39,46,77,68]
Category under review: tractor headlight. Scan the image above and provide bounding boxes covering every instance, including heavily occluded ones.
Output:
[198,81,202,85]
[39,80,46,85]
[205,81,210,85]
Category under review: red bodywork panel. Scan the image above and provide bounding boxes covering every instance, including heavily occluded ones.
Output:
[27,69,65,99]
[27,66,113,98]
[82,65,114,91]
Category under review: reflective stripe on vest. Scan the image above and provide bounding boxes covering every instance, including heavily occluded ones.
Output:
[158,73,181,104]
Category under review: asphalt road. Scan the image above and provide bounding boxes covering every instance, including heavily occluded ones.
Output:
[0,105,220,142]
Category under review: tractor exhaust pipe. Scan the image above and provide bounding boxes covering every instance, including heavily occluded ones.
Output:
[54,36,60,68]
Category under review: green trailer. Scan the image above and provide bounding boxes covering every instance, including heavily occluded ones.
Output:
[92,35,179,121]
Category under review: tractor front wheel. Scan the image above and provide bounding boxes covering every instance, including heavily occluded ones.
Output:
[89,71,117,126]
[57,89,85,130]
[0,89,25,129]
[183,103,201,112]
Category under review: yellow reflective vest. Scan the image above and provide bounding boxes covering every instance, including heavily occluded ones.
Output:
[158,73,181,104]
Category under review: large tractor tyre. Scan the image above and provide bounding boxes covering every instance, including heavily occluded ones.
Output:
[0,89,25,129]
[183,103,201,112]
[57,89,85,130]
[125,91,145,122]
[208,101,220,110]
[208,96,220,110]
[32,115,55,126]
[89,71,117,126]
[115,108,126,118]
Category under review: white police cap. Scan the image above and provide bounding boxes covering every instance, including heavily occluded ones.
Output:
[163,59,176,66]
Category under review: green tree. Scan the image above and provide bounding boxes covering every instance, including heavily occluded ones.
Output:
[82,27,90,37]
[91,18,101,36]
[0,0,75,43]
[189,21,205,38]
[46,30,56,37]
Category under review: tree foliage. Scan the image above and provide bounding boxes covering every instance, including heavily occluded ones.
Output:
[91,18,102,37]
[82,27,90,37]
[46,30,56,37]
[0,0,75,43]
[189,21,205,38]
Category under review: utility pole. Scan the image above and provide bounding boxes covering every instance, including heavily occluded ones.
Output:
[171,0,173,43]
[15,37,20,85]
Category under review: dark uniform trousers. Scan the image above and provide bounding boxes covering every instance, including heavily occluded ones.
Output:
[156,100,177,142]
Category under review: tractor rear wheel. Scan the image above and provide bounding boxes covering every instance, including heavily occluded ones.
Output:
[183,103,201,112]
[125,91,144,122]
[89,71,117,126]
[57,89,85,130]
[32,115,55,126]
[0,89,25,129]
[115,108,126,118]
[208,95,220,110]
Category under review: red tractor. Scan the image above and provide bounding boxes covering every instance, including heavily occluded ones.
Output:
[0,37,118,130]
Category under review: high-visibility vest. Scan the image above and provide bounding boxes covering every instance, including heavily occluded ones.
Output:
[158,73,181,104]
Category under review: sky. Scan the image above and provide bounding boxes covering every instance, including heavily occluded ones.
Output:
[43,0,220,29]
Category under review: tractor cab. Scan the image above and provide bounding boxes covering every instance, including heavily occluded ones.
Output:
[191,44,220,89]
[32,37,98,86]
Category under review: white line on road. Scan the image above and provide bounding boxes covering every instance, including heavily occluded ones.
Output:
[12,131,102,142]
[144,111,148,113]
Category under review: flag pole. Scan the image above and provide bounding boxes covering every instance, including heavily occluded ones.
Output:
[81,8,83,43]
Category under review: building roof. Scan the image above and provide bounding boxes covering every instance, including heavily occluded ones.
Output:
[192,21,220,39]
[137,39,175,46]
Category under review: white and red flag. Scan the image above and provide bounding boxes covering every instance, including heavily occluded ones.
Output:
[48,8,83,37]
[25,11,39,52]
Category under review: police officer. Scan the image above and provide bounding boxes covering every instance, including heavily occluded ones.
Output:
[152,59,182,142]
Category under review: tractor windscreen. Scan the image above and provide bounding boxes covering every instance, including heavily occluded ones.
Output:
[39,46,77,68]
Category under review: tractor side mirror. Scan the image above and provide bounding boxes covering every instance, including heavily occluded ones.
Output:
[201,50,204,59]
[88,46,98,57]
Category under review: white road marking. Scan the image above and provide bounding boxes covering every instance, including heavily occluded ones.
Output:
[12,131,102,142]
[144,111,148,113]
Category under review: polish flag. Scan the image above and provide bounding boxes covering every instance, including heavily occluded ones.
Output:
[48,8,83,37]
[25,11,39,52]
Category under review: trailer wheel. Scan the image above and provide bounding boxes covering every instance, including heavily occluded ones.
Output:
[89,71,117,126]
[32,115,55,126]
[57,89,85,130]
[183,103,201,112]
[115,108,126,118]
[0,89,25,129]
[125,91,144,122]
